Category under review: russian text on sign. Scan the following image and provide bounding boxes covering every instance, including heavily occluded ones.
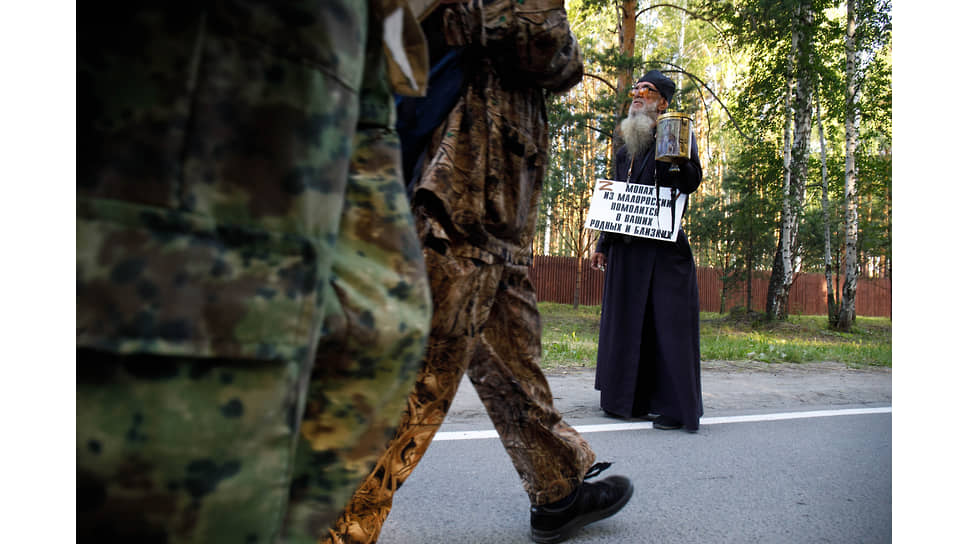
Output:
[584,179,686,242]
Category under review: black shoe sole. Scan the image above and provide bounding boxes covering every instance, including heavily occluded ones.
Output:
[530,481,634,544]
[604,411,658,421]
[653,422,683,430]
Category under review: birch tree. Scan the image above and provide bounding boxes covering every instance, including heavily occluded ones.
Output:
[816,96,838,324]
[766,0,816,320]
[837,0,860,329]
[836,0,891,329]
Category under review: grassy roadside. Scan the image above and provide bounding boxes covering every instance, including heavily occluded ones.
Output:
[539,302,892,370]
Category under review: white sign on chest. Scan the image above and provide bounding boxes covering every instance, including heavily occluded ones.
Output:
[584,179,686,242]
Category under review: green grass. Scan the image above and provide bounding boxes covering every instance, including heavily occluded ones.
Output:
[540,303,604,368]
[538,302,892,369]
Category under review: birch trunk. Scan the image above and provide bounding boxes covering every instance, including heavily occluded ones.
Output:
[768,0,813,320]
[766,3,799,320]
[543,206,552,255]
[837,0,859,330]
[676,0,687,93]
[817,97,838,326]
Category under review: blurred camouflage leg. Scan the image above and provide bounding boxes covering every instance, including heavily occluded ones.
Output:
[321,249,502,544]
[76,350,313,544]
[76,1,370,541]
[281,126,432,542]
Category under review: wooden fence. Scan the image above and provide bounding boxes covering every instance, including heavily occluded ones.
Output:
[529,255,892,318]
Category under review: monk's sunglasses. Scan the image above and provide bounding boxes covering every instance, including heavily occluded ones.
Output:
[628,86,661,99]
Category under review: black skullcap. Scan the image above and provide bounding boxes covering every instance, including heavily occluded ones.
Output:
[637,70,675,103]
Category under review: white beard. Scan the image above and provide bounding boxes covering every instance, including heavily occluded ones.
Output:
[619,107,658,159]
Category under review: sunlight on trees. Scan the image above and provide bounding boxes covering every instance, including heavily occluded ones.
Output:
[538,0,891,323]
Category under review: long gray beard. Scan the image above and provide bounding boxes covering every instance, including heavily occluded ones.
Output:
[620,111,657,159]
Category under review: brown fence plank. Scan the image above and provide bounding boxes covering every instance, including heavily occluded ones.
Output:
[528,256,891,318]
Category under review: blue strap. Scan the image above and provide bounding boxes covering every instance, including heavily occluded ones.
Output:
[395,48,466,191]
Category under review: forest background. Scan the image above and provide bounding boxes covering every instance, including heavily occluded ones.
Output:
[536,0,892,331]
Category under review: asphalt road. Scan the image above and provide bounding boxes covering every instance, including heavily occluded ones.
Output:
[377,361,892,544]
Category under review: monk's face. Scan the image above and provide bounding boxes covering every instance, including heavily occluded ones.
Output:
[629,81,666,118]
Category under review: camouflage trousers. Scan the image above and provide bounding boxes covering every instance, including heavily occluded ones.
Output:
[321,238,597,544]
[76,128,431,544]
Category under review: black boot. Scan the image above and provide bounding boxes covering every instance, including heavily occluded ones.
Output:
[529,463,634,543]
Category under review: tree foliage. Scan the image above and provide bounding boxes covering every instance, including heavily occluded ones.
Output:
[538,0,891,322]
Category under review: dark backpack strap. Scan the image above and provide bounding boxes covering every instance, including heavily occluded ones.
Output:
[395,47,466,194]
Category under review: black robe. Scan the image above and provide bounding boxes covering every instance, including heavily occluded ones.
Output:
[593,135,703,430]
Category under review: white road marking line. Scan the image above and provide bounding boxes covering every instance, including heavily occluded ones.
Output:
[432,406,892,441]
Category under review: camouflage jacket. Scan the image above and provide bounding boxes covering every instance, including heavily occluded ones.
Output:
[77,1,427,360]
[411,0,583,265]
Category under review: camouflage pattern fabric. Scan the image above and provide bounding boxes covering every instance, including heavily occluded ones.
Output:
[77,2,430,543]
[322,245,596,544]
[411,0,583,266]
[323,2,591,542]
[279,127,431,539]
